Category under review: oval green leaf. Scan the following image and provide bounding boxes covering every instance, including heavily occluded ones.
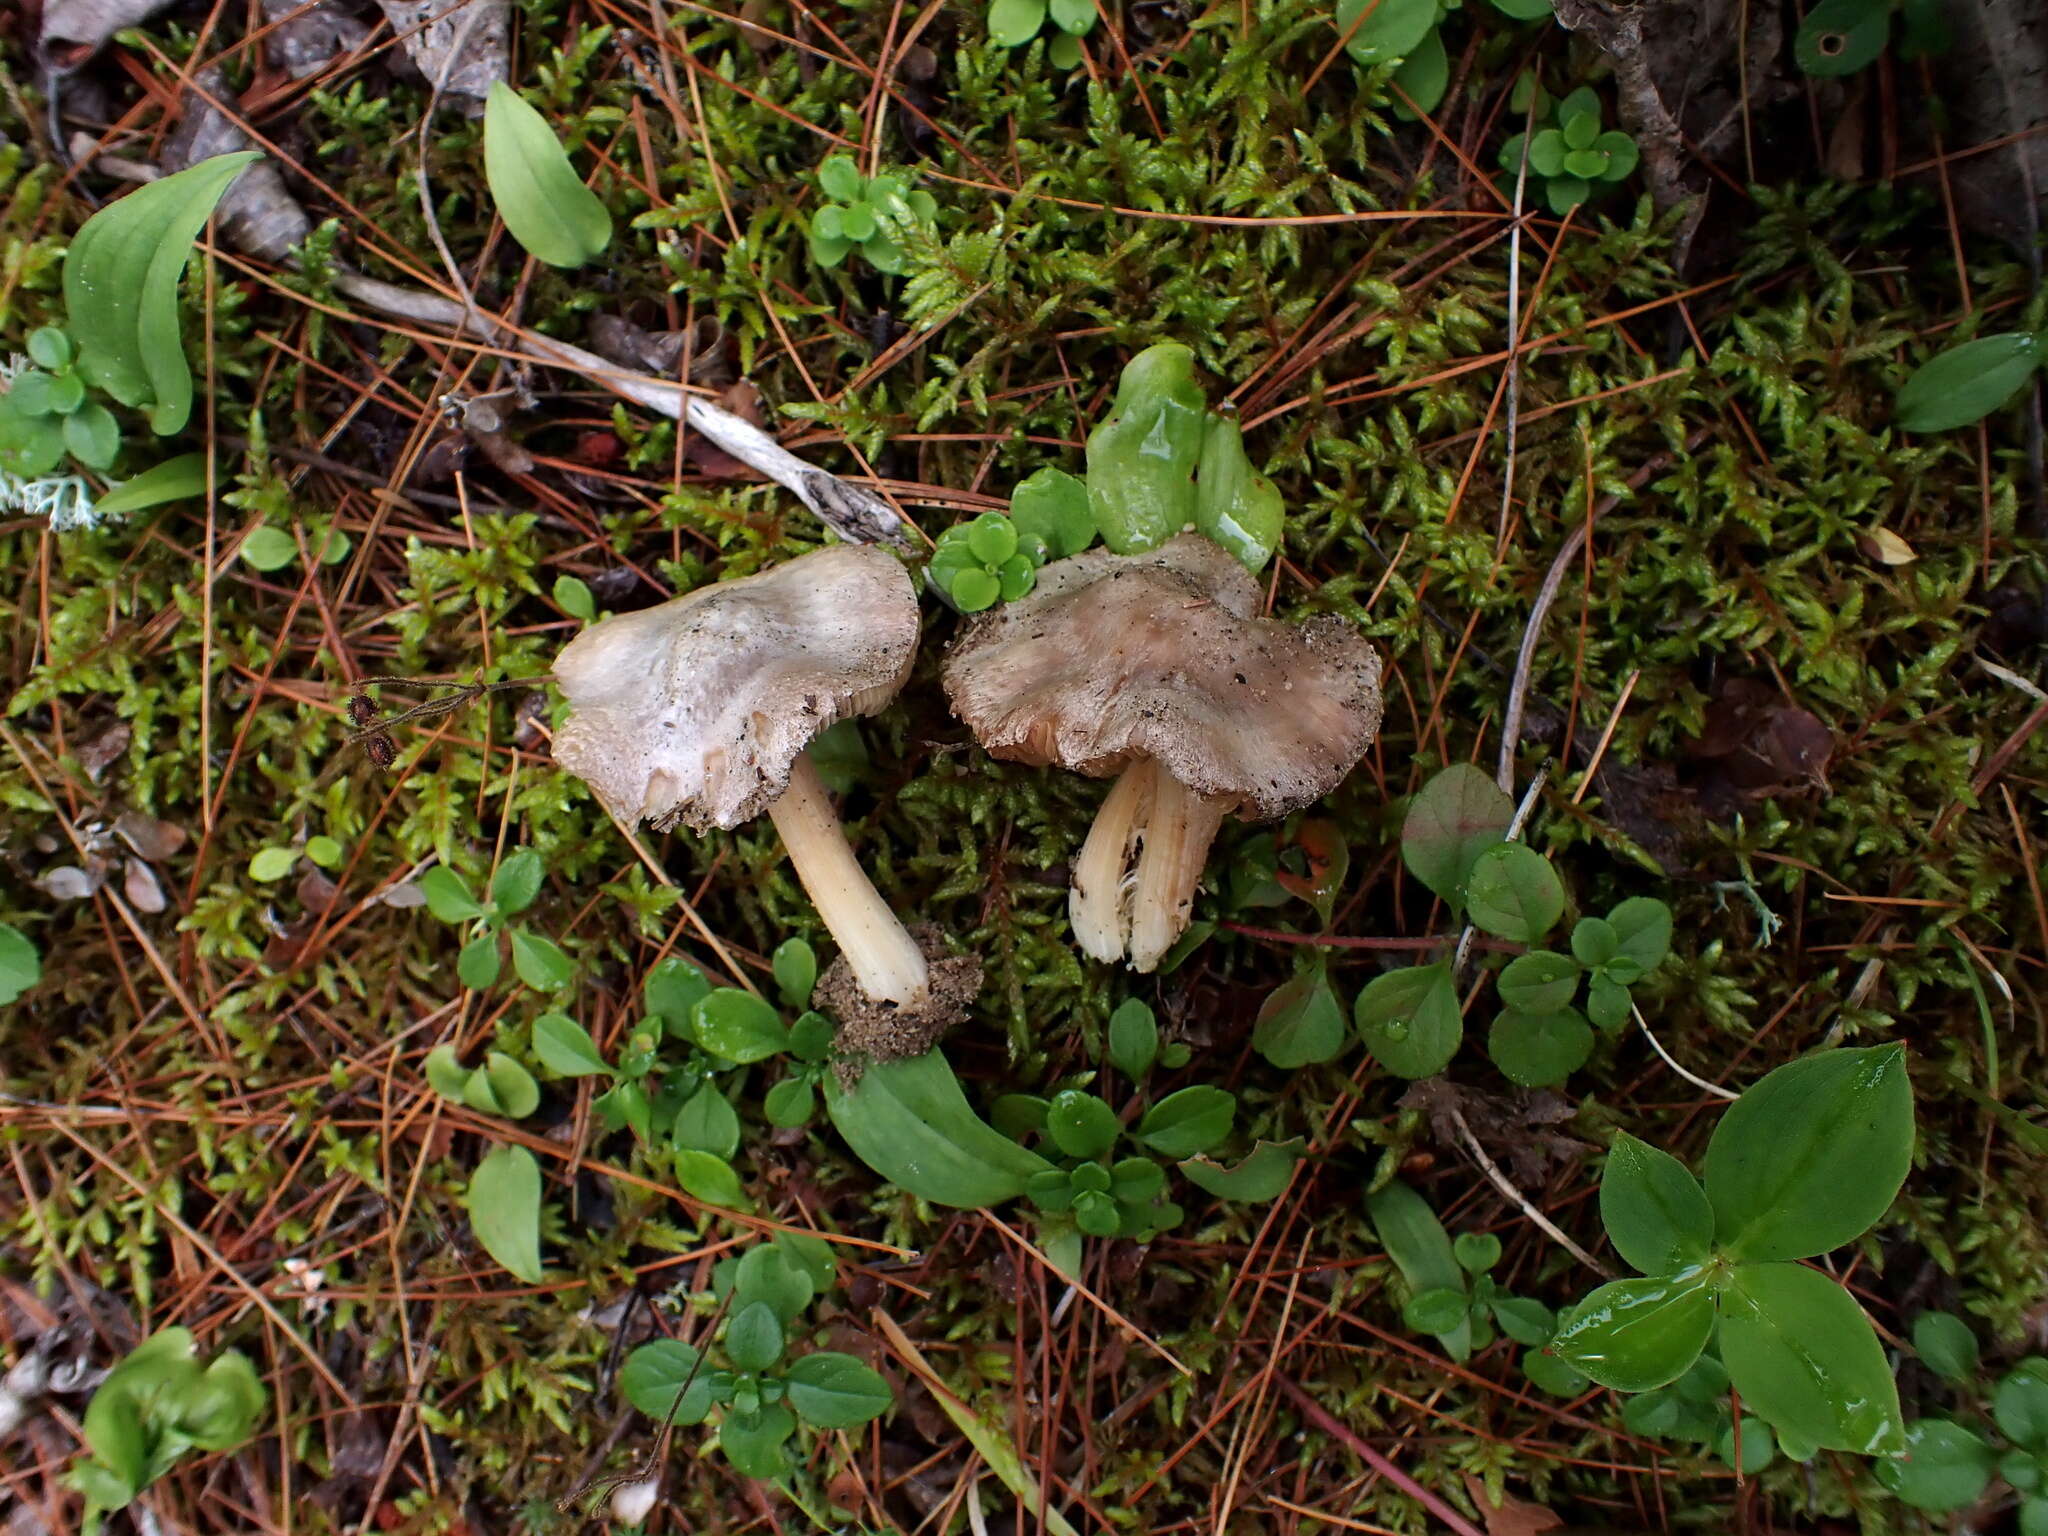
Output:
[1550,1269,1713,1393]
[1010,466,1096,559]
[1354,962,1463,1079]
[532,1013,610,1077]
[1876,1419,1998,1511]
[1794,0,1892,76]
[1193,413,1283,573]
[1107,997,1159,1080]
[1599,1131,1714,1274]
[1719,1259,1904,1455]
[1895,331,2041,433]
[1046,1090,1120,1159]
[1085,343,1208,554]
[1134,1085,1234,1158]
[673,1084,741,1159]
[1497,950,1580,1014]
[988,0,1048,46]
[1333,0,1437,63]
[692,988,790,1063]
[509,928,574,991]
[1464,843,1565,942]
[1253,966,1349,1069]
[93,452,211,516]
[482,82,613,269]
[1488,1008,1592,1088]
[620,1339,713,1424]
[1911,1311,1980,1385]
[490,848,544,916]
[1400,764,1512,905]
[725,1301,785,1373]
[786,1351,893,1428]
[467,1144,543,1283]
[1179,1138,1303,1202]
[824,1048,1054,1207]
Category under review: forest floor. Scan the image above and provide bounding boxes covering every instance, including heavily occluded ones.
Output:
[3,0,2047,1533]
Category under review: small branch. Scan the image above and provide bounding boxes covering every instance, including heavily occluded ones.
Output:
[1269,1376,1489,1536]
[1447,1101,1612,1278]
[1632,1002,1740,1101]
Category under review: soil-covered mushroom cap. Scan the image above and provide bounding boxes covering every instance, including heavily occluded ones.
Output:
[553,545,918,833]
[942,533,1383,819]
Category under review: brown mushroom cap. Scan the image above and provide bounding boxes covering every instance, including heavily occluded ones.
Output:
[941,533,1383,819]
[552,545,918,833]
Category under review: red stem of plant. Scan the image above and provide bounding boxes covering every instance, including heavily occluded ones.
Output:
[1271,1375,1488,1536]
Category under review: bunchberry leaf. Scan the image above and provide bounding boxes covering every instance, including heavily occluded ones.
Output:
[1550,1270,1714,1393]
[1718,1260,1903,1454]
[1599,1132,1713,1274]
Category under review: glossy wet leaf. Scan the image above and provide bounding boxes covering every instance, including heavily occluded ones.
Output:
[620,1339,713,1424]
[1192,413,1283,572]
[1045,1091,1120,1159]
[1400,765,1511,904]
[1333,0,1437,62]
[1047,0,1097,32]
[1497,950,1580,1013]
[1794,0,1892,76]
[1895,331,2042,432]
[1464,843,1565,942]
[673,1084,741,1159]
[467,1145,543,1283]
[1911,1311,1979,1384]
[786,1351,893,1427]
[94,452,210,515]
[482,82,613,268]
[1107,997,1159,1080]
[1009,466,1096,558]
[64,151,262,434]
[1179,1139,1303,1202]
[1085,342,1208,554]
[1703,1045,1914,1261]
[1876,1419,1997,1511]
[531,1013,609,1077]
[1367,1180,1472,1361]
[1488,1008,1592,1087]
[1719,1260,1903,1454]
[771,938,817,1008]
[1135,1085,1234,1157]
[824,1049,1053,1207]
[988,0,1047,46]
[1253,964,1349,1068]
[1600,1132,1714,1274]
[692,988,790,1063]
[1354,962,1462,1079]
[1551,1270,1713,1392]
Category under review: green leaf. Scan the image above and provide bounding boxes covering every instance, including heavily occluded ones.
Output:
[63,403,120,470]
[1179,1139,1303,1202]
[692,988,789,1063]
[1997,1360,2048,1450]
[787,1010,834,1063]
[1794,0,1892,75]
[0,403,65,478]
[1563,147,1609,179]
[1366,1181,1472,1361]
[419,867,484,923]
[1488,0,1554,17]
[457,932,502,990]
[552,573,596,621]
[764,1076,816,1127]
[1911,1312,1980,1384]
[1600,1132,1714,1274]
[951,566,1000,611]
[786,1352,893,1428]
[467,1145,544,1283]
[2028,1497,2048,1536]
[2011,1449,2047,1492]
[1253,963,1349,1069]
[1046,1091,1121,1159]
[240,525,299,572]
[0,924,41,1005]
[248,846,297,882]
[646,955,711,1031]
[28,326,73,369]
[1464,844,1565,942]
[725,1302,785,1372]
[1354,962,1463,1079]
[1192,413,1283,573]
[1544,175,1591,215]
[673,1084,741,1159]
[64,151,262,434]
[1703,1045,1914,1261]
[1596,130,1640,180]
[1135,1085,1234,1158]
[1523,1347,1588,1397]
[733,1243,815,1322]
[482,82,612,268]
[1488,1008,1592,1087]
[965,511,1018,565]
[1550,1270,1713,1393]
[672,1149,749,1210]
[1400,765,1512,904]
[1719,1260,1903,1454]
[824,1049,1054,1207]
[1107,997,1159,1079]
[181,1352,266,1449]
[424,1044,471,1100]
[1084,343,1208,555]
[1716,1416,1778,1475]
[1403,1287,1472,1334]
[621,1340,713,1424]
[509,929,574,991]
[1110,1156,1165,1204]
[771,938,817,1009]
[1046,0,1096,33]
[987,0,1048,46]
[1046,30,1083,67]
[1497,951,1580,1013]
[1492,1295,1556,1347]
[303,835,343,868]
[532,1013,609,1077]
[93,452,210,515]
[1585,971,1633,1032]
[1333,0,1437,62]
[1453,1232,1502,1275]
[490,848,544,916]
[719,1403,795,1480]
[1895,331,2042,432]
[817,153,864,202]
[483,1052,539,1118]
[1876,1420,1998,1511]
[1009,466,1096,559]
[1389,26,1450,117]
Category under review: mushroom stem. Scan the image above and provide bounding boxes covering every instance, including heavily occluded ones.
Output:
[766,752,929,1006]
[1127,771,1228,973]
[1070,759,1156,964]
[1068,759,1229,973]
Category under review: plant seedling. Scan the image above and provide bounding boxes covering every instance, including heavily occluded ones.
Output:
[1894,324,2048,433]
[0,923,42,1005]
[238,518,352,573]
[1332,0,1553,116]
[247,830,346,883]
[810,156,939,275]
[619,1235,891,1481]
[417,847,575,992]
[1497,86,1640,215]
[1875,1313,2048,1520]
[1546,1045,1915,1455]
[1622,1347,1794,1474]
[987,0,1097,67]
[70,1329,267,1534]
[0,327,123,477]
[926,470,1099,612]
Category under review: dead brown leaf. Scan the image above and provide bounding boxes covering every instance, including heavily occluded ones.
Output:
[1463,1475,1564,1536]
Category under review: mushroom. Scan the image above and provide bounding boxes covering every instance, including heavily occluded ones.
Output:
[942,533,1384,972]
[551,544,934,1010]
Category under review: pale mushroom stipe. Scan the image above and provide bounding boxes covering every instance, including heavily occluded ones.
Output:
[943,533,1385,971]
[550,546,953,1020]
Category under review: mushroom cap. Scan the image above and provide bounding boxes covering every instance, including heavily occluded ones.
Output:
[941,533,1383,820]
[552,545,919,832]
